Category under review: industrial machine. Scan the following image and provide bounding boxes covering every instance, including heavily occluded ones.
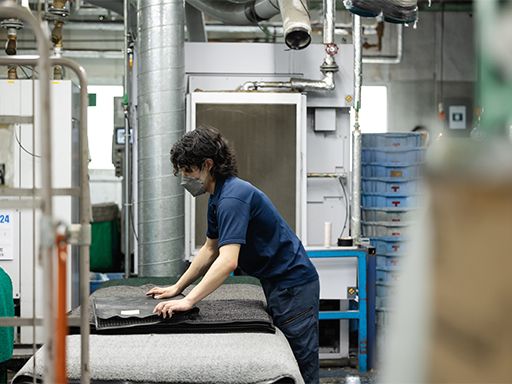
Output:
[0,79,80,343]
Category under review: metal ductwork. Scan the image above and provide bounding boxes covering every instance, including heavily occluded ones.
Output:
[137,0,185,277]
[185,0,280,25]
[85,0,124,16]
[278,0,311,50]
[239,0,338,92]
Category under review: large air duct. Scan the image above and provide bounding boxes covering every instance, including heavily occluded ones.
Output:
[278,0,311,50]
[186,0,280,25]
[137,0,185,277]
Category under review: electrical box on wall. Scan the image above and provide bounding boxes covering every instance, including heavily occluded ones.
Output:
[443,97,472,136]
[449,105,467,130]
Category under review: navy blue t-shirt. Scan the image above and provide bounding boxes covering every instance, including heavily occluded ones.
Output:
[207,176,318,289]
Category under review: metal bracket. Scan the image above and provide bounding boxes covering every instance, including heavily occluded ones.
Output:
[68,223,91,246]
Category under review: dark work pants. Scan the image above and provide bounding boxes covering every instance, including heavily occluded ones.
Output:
[262,278,320,384]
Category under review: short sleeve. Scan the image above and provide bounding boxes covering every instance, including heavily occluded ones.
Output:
[206,201,219,239]
[217,197,250,247]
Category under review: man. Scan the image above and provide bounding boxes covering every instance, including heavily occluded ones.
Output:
[146,126,320,383]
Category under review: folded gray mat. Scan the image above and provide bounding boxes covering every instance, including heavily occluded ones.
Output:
[71,284,274,334]
[13,331,304,384]
[92,295,200,331]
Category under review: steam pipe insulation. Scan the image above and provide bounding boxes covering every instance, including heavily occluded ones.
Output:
[239,0,338,91]
[278,0,311,50]
[351,14,362,242]
[137,0,185,277]
[186,0,280,25]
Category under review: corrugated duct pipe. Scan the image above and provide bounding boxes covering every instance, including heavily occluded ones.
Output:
[186,0,280,25]
[137,0,185,277]
[187,0,311,50]
[239,0,338,91]
[278,0,311,50]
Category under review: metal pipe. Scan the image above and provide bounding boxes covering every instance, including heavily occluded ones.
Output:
[277,0,311,50]
[123,0,131,278]
[239,71,335,91]
[0,3,53,383]
[354,16,362,111]
[137,0,186,277]
[351,14,362,243]
[323,0,335,45]
[239,0,338,92]
[55,231,68,384]
[362,24,403,64]
[185,0,280,25]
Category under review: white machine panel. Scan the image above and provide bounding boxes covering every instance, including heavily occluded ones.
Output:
[0,80,79,343]
[310,257,358,300]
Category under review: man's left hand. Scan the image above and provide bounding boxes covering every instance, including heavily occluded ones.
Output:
[153,297,194,319]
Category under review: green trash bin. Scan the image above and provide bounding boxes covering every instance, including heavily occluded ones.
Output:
[90,203,121,272]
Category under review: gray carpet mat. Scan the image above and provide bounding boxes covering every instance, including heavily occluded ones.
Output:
[12,332,304,384]
[92,295,200,331]
[70,283,274,334]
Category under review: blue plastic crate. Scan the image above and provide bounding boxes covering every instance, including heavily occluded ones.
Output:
[362,193,418,208]
[376,309,392,328]
[362,221,408,237]
[362,177,421,195]
[362,208,414,222]
[362,162,422,178]
[376,282,398,297]
[362,147,426,163]
[377,254,401,269]
[376,268,401,283]
[370,237,406,254]
[362,133,423,148]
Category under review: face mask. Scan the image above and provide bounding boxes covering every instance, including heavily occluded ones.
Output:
[181,174,207,197]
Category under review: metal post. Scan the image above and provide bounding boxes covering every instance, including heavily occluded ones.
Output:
[123,0,131,278]
[0,2,53,383]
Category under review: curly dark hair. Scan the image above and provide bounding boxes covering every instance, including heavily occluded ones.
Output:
[170,125,238,179]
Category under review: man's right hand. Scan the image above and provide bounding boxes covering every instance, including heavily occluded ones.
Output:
[145,285,181,299]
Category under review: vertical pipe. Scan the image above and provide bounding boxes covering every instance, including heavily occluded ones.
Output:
[55,233,68,384]
[137,0,185,277]
[54,57,92,384]
[323,0,335,45]
[123,0,131,278]
[351,14,362,242]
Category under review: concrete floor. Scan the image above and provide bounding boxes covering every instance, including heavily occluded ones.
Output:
[320,367,377,384]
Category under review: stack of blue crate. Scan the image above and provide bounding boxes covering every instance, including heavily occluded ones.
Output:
[361,132,425,346]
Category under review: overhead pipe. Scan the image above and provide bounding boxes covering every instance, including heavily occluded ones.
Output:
[278,0,311,50]
[0,1,53,383]
[351,14,362,243]
[185,0,280,25]
[137,0,186,277]
[240,0,339,92]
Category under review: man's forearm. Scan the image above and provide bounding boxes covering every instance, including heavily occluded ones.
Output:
[175,245,217,292]
[185,245,239,305]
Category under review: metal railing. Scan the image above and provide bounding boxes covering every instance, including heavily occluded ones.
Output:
[0,3,92,383]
